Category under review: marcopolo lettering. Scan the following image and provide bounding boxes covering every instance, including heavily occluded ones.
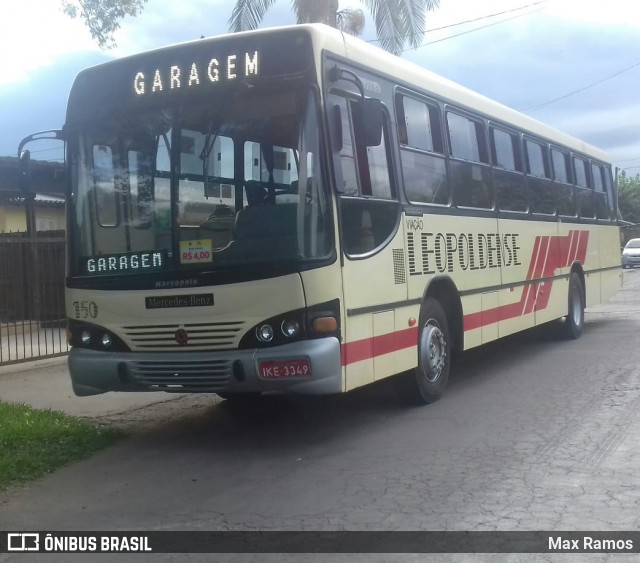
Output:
[407,231,521,276]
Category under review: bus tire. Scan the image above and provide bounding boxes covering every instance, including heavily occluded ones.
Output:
[562,272,585,340]
[396,298,451,405]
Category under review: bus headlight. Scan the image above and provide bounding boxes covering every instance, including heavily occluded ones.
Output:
[281,319,300,338]
[80,330,92,345]
[101,333,113,348]
[68,320,130,352]
[257,324,274,342]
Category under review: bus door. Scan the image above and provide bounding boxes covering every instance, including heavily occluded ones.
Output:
[328,92,409,390]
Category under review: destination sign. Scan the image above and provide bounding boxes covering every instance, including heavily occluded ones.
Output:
[84,251,166,275]
[66,30,313,124]
[133,51,259,96]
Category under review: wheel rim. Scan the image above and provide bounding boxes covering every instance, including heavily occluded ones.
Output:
[419,319,447,383]
[570,284,583,327]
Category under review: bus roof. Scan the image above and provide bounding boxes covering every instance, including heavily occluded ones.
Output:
[299,24,609,162]
[66,23,608,163]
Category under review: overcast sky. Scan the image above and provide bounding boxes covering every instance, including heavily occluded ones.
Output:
[1,0,639,173]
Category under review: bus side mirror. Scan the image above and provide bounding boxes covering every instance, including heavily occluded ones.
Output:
[358,98,383,147]
[19,149,32,192]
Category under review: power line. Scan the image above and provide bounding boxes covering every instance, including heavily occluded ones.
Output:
[366,1,547,46]
[522,60,640,111]
[424,0,547,35]
[407,7,545,51]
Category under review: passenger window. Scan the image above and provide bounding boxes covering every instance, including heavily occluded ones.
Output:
[573,156,594,218]
[592,162,610,220]
[491,126,526,212]
[551,149,570,184]
[447,112,488,163]
[396,94,449,205]
[491,127,520,171]
[574,157,589,188]
[397,96,443,153]
[526,139,554,215]
[591,163,604,192]
[331,93,399,257]
[447,111,492,209]
[603,168,615,219]
[551,148,574,216]
[334,99,359,196]
[525,139,548,178]
[366,126,394,199]
[400,151,449,205]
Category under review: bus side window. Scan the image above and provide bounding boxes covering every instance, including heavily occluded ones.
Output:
[525,138,554,215]
[396,94,449,206]
[331,93,399,257]
[551,147,575,216]
[490,125,527,212]
[333,98,360,196]
[350,99,394,199]
[574,155,594,219]
[447,111,492,209]
[591,162,609,220]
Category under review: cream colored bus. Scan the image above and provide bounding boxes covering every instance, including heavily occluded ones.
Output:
[39,24,620,403]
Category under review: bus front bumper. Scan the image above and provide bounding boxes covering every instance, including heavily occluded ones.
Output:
[68,337,343,397]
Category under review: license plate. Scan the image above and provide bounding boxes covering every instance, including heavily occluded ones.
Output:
[258,358,311,379]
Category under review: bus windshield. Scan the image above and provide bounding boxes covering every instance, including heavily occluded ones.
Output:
[68,87,332,279]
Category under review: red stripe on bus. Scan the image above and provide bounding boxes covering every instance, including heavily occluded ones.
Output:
[341,327,419,366]
[340,230,589,366]
[463,230,588,331]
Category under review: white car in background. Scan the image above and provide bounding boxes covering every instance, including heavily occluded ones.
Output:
[622,238,640,269]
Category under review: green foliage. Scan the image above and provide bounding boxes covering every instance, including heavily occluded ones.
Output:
[62,0,439,55]
[230,0,440,55]
[617,170,640,224]
[0,402,121,489]
[61,0,148,49]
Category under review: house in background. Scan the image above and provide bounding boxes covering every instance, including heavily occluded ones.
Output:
[0,157,65,233]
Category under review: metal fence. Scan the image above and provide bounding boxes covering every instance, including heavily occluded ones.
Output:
[0,230,68,364]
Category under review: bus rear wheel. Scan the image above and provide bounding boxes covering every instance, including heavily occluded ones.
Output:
[396,298,451,405]
[562,272,585,339]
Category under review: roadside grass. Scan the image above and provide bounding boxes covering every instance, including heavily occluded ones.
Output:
[0,401,122,490]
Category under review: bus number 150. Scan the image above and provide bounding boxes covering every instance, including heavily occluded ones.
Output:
[72,301,99,319]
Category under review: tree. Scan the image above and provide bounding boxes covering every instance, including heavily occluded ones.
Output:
[617,170,640,224]
[229,0,439,55]
[62,0,439,55]
[61,0,149,49]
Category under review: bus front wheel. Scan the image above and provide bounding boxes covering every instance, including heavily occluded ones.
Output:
[396,298,451,405]
[562,272,585,340]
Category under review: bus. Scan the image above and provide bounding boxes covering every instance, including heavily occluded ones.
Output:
[23,24,621,404]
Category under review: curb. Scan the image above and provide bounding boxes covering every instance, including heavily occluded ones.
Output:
[0,355,67,376]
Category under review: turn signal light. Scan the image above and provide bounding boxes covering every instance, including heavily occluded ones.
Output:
[312,316,338,333]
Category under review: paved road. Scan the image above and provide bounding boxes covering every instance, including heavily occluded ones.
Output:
[2,270,640,562]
